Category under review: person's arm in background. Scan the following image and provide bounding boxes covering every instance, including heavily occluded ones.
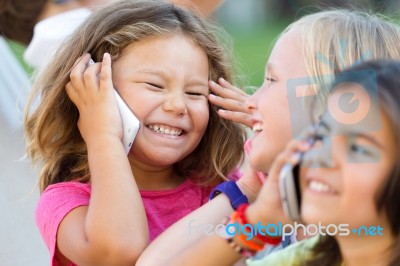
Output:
[170,0,225,17]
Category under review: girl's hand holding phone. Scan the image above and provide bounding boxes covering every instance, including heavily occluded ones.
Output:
[65,53,123,147]
[246,139,312,226]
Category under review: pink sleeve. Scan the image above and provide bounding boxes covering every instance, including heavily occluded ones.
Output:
[35,182,90,266]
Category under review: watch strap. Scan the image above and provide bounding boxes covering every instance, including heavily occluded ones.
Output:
[209,181,248,210]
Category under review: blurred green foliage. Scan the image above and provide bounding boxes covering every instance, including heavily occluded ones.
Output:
[223,20,290,91]
[7,40,32,73]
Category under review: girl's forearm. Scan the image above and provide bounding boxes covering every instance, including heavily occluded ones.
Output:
[85,135,148,260]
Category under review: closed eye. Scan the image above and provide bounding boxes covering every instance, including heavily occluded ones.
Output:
[186,92,206,96]
[146,82,163,89]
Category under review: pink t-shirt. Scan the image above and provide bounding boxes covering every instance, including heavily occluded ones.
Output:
[36,171,241,265]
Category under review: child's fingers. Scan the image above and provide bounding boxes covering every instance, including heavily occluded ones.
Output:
[65,81,80,108]
[209,79,248,101]
[216,109,253,128]
[296,124,319,143]
[218,77,248,96]
[268,140,311,183]
[83,62,102,95]
[69,54,91,91]
[99,53,113,93]
[208,93,246,113]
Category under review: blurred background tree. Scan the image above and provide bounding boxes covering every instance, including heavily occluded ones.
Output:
[215,0,400,88]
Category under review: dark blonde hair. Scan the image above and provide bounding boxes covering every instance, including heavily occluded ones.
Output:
[24,0,245,191]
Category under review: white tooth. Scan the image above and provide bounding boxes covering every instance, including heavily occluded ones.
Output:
[252,123,263,132]
[149,124,183,136]
[309,181,330,192]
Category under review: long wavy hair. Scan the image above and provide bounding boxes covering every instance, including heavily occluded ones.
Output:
[24,0,245,192]
[305,60,400,266]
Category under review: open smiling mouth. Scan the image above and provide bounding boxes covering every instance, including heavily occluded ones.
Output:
[146,124,185,137]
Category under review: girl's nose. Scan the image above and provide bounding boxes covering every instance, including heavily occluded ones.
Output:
[163,92,188,115]
[244,89,260,114]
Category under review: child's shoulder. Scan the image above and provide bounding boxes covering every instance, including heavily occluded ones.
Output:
[37,181,91,223]
[35,181,91,261]
[43,181,91,194]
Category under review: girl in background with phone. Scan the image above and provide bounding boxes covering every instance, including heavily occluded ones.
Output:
[170,59,400,266]
[23,1,245,265]
[137,9,400,266]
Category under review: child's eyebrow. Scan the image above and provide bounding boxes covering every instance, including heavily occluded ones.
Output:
[353,133,383,149]
[135,69,168,77]
[320,119,383,148]
[186,80,208,87]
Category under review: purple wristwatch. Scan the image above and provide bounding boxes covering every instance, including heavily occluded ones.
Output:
[209,181,248,210]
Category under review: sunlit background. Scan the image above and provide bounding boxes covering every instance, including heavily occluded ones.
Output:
[215,0,400,87]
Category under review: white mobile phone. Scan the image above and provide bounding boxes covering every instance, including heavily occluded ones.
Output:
[279,159,302,221]
[88,58,140,154]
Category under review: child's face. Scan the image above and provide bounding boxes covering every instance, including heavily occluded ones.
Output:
[112,34,210,168]
[246,29,309,172]
[300,85,396,230]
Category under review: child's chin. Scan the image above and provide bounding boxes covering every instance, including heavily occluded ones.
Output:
[300,205,327,225]
[249,156,272,174]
